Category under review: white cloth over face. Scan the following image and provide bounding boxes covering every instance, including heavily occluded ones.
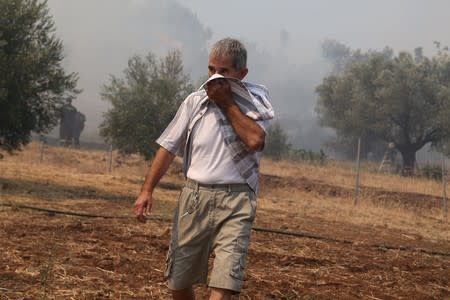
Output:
[199,74,275,121]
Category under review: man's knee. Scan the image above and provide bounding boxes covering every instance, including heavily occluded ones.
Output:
[209,287,232,300]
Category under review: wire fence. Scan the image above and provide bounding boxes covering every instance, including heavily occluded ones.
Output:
[352,137,448,221]
[34,138,449,221]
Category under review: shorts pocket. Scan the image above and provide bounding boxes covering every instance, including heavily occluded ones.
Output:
[229,237,249,281]
[230,255,246,280]
[249,197,257,221]
[179,188,200,217]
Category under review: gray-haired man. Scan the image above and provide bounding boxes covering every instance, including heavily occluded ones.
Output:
[134,38,274,300]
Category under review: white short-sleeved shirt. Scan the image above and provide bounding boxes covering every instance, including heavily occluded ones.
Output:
[157,88,272,190]
[186,103,246,184]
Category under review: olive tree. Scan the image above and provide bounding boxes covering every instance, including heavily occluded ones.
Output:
[100,50,193,160]
[264,120,289,160]
[316,48,450,171]
[0,0,79,152]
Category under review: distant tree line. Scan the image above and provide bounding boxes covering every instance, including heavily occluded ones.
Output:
[317,40,450,172]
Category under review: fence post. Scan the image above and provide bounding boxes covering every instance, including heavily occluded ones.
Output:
[39,135,46,163]
[354,137,361,206]
[108,144,113,173]
[442,152,448,221]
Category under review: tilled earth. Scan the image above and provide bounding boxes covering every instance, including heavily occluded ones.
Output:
[1,154,449,299]
[1,204,449,299]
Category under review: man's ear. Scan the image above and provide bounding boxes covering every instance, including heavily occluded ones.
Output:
[239,67,248,80]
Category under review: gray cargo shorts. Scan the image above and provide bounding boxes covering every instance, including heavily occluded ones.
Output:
[164,179,257,293]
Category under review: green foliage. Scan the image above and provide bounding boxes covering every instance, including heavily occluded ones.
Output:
[321,39,393,74]
[326,134,387,161]
[0,0,79,152]
[316,44,450,170]
[421,163,443,181]
[443,143,450,158]
[288,148,327,165]
[320,40,394,159]
[264,120,289,160]
[430,139,450,159]
[100,50,194,160]
[264,120,328,164]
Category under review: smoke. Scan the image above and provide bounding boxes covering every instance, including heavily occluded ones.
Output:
[46,0,450,151]
[47,0,211,141]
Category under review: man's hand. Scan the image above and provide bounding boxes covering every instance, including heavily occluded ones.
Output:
[206,78,265,152]
[206,79,234,109]
[132,147,175,223]
[134,191,153,223]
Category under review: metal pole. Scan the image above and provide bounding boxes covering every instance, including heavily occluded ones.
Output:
[39,140,45,163]
[354,137,361,206]
[108,144,113,173]
[442,152,448,221]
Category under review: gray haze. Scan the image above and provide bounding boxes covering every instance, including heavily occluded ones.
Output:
[47,0,450,156]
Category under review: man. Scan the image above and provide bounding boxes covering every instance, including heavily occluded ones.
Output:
[59,96,77,146]
[134,38,274,300]
[73,111,86,148]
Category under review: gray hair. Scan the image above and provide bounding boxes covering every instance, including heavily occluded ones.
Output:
[209,38,247,71]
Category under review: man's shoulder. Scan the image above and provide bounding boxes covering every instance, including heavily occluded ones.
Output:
[182,90,208,110]
[243,82,269,97]
[184,89,207,102]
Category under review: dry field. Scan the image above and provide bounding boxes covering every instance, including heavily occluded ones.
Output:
[0,142,449,299]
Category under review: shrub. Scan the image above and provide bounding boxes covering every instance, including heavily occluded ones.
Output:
[421,163,443,181]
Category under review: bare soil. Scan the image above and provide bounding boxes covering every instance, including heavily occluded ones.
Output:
[0,145,449,299]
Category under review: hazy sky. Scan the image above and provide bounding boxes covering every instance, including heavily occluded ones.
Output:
[179,0,449,53]
[46,0,450,150]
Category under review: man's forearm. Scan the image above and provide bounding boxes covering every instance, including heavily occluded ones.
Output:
[206,79,265,152]
[221,102,265,152]
[141,147,175,193]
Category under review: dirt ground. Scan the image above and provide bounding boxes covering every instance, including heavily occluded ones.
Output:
[0,145,449,299]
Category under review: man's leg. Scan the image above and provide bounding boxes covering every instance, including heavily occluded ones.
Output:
[209,187,256,295]
[167,184,213,299]
[172,287,195,300]
[210,287,232,300]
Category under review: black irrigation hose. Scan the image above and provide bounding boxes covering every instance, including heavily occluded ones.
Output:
[252,226,353,244]
[2,202,449,257]
[253,226,450,257]
[0,202,172,221]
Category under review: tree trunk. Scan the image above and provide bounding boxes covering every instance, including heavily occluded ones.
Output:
[399,148,416,175]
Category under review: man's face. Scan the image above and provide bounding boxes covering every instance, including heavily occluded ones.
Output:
[208,55,248,80]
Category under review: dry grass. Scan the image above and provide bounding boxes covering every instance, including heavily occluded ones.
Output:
[260,158,448,242]
[0,143,183,218]
[1,142,449,299]
[1,143,448,242]
[259,188,448,242]
[261,158,444,197]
